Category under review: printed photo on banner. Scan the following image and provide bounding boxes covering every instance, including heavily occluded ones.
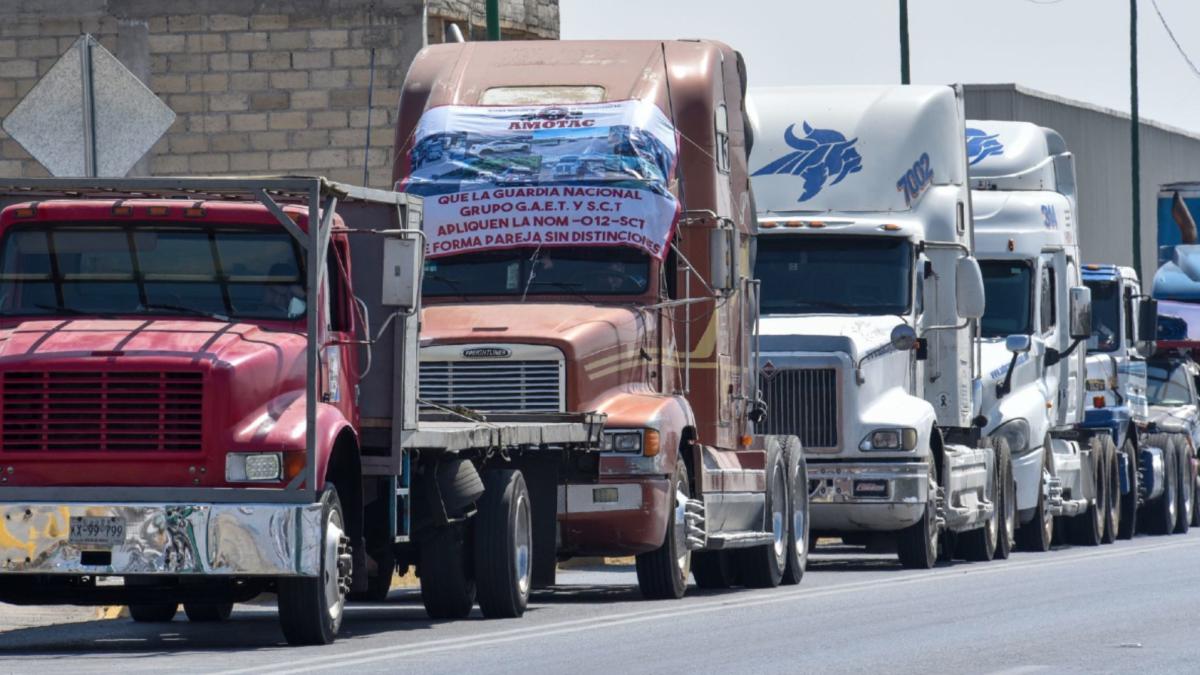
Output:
[399,100,680,260]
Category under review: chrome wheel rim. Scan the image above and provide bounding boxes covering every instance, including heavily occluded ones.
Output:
[514,492,532,596]
[1168,458,1178,523]
[323,508,347,622]
[793,477,808,561]
[1005,472,1016,548]
[770,467,787,567]
[673,485,690,579]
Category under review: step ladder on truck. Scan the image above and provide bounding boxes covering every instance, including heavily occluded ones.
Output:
[748,85,1001,568]
[393,39,810,598]
[0,176,603,645]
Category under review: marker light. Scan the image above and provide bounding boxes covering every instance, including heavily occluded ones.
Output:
[148,205,170,216]
[1093,395,1106,408]
[13,207,35,218]
[111,204,132,216]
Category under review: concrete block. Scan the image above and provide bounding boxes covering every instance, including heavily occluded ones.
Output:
[209,92,249,112]
[230,71,268,91]
[148,34,185,54]
[251,91,289,111]
[290,89,328,110]
[230,151,269,172]
[209,52,250,71]
[269,151,308,170]
[229,112,268,132]
[309,148,349,168]
[151,73,189,93]
[228,32,269,52]
[190,153,230,173]
[209,15,250,32]
[268,70,308,89]
[251,51,291,71]
[269,111,308,130]
[291,50,331,70]
[249,131,288,150]
[310,30,350,49]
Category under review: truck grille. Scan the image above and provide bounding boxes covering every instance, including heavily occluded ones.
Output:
[0,371,204,452]
[420,360,563,413]
[760,368,839,449]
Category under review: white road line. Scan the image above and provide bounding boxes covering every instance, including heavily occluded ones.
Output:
[218,537,1200,675]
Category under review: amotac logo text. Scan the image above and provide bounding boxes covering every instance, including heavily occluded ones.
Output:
[752,122,863,202]
[965,128,1004,166]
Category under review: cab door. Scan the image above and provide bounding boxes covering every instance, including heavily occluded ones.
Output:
[1037,254,1062,427]
[1060,255,1085,426]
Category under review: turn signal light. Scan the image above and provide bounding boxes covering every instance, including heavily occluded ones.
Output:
[760,222,778,229]
[643,430,661,457]
[1093,395,1106,408]
[285,452,306,482]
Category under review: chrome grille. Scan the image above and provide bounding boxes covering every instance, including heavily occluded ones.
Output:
[1,370,204,452]
[760,368,839,449]
[420,360,563,412]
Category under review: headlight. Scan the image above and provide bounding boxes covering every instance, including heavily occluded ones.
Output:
[859,428,918,451]
[226,452,283,482]
[991,418,1031,454]
[602,430,660,457]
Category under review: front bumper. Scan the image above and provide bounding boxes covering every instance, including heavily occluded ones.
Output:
[807,461,930,532]
[557,479,670,555]
[0,502,323,577]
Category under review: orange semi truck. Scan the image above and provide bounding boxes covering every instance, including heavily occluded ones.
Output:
[393,39,809,598]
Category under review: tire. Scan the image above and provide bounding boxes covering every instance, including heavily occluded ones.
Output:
[781,442,809,585]
[691,551,737,589]
[896,465,938,569]
[960,438,1002,562]
[419,524,476,619]
[1144,434,1178,535]
[1192,449,1200,529]
[1016,444,1054,552]
[992,437,1016,560]
[473,469,533,618]
[128,603,178,623]
[1068,436,1106,546]
[277,485,350,646]
[636,459,691,599]
[736,447,788,588]
[350,546,395,602]
[1118,436,1139,540]
[1102,437,1120,544]
[1175,436,1193,534]
[184,602,233,622]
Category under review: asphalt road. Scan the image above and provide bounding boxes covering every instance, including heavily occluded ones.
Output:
[3,531,1200,675]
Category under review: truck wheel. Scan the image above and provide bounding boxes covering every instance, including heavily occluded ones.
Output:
[1016,445,1054,552]
[1068,436,1107,546]
[1146,434,1178,535]
[961,438,1004,562]
[1174,436,1192,534]
[128,603,178,622]
[277,485,351,646]
[993,437,1016,559]
[1118,436,1138,540]
[1192,453,1200,528]
[896,466,937,569]
[691,551,737,589]
[636,459,691,599]
[184,602,233,622]
[1102,437,1120,544]
[737,448,788,588]
[420,524,476,619]
[781,444,809,585]
[474,469,533,618]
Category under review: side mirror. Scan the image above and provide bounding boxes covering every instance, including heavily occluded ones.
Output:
[890,324,917,351]
[1005,334,1032,353]
[1139,298,1159,342]
[955,256,986,320]
[381,236,420,311]
[709,227,737,292]
[1069,285,1092,340]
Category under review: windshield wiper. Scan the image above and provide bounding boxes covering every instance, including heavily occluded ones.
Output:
[787,299,868,313]
[29,303,94,316]
[139,303,229,321]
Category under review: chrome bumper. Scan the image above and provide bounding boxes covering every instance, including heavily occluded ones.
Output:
[808,461,930,531]
[0,502,323,577]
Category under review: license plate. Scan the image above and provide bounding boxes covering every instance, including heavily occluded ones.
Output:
[68,516,126,548]
[853,479,890,499]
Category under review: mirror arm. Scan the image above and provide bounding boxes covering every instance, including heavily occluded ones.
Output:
[996,350,1020,399]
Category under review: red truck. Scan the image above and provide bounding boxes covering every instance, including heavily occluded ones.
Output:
[393,39,809,599]
[0,176,601,644]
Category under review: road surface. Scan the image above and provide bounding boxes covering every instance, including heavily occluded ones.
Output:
[2,532,1198,674]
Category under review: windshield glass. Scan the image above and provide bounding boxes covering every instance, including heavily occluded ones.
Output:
[755,235,912,315]
[424,246,651,297]
[0,224,305,320]
[1085,280,1121,353]
[980,261,1032,338]
[1147,361,1192,406]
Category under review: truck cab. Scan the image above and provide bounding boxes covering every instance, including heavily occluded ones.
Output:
[749,85,998,568]
[394,40,808,598]
[969,120,1112,550]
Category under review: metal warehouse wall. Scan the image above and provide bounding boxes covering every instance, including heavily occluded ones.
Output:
[964,83,1200,277]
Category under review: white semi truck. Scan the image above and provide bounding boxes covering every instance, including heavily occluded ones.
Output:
[968,121,1115,551]
[749,86,1001,568]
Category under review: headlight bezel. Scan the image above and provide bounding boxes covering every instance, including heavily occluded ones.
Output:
[602,429,661,457]
[859,427,918,451]
[991,418,1032,454]
[225,452,284,482]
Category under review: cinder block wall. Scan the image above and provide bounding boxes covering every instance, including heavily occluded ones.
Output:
[0,0,559,187]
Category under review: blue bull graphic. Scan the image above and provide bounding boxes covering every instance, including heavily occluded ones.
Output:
[965,128,1003,166]
[752,122,862,202]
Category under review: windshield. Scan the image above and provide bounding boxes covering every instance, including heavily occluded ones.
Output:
[980,260,1032,338]
[424,246,651,297]
[755,235,912,315]
[1085,280,1121,353]
[0,224,305,320]
[1147,361,1192,406]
